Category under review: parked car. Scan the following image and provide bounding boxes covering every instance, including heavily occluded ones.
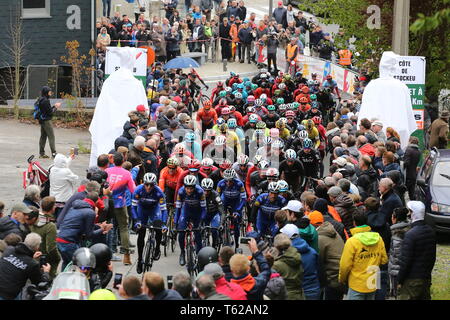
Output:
[415,148,450,233]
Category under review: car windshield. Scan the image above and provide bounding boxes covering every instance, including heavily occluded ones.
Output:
[433,161,450,187]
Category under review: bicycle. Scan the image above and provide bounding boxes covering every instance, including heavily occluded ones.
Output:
[221,211,236,248]
[184,222,201,278]
[240,206,249,238]
[201,225,222,251]
[163,203,177,257]
[141,223,164,274]
[303,176,319,192]
[189,88,211,114]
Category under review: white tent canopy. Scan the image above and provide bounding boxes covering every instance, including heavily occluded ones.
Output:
[358,51,417,150]
[89,47,149,167]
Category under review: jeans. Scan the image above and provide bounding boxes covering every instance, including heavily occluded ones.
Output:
[305,290,321,300]
[241,43,251,62]
[106,217,118,253]
[375,270,389,300]
[346,288,376,300]
[39,120,56,156]
[324,286,344,300]
[102,0,111,17]
[57,242,80,271]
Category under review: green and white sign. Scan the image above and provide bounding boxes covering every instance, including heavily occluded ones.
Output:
[104,47,148,88]
[392,56,426,150]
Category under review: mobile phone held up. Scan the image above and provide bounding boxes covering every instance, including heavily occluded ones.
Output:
[113,273,123,289]
[240,237,252,244]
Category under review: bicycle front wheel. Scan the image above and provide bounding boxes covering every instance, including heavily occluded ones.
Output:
[143,238,153,273]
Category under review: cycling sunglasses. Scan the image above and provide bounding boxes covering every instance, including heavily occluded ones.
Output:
[144,182,156,187]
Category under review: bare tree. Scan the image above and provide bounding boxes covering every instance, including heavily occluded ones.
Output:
[0,5,28,120]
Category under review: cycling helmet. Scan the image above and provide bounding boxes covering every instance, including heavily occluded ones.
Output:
[314,80,320,85]
[272,139,284,149]
[197,246,218,272]
[221,107,231,115]
[278,83,286,90]
[268,181,280,193]
[301,86,310,93]
[312,116,322,125]
[206,129,216,139]
[89,289,117,301]
[227,118,237,129]
[253,154,263,165]
[310,94,317,100]
[326,75,332,80]
[276,97,284,105]
[243,77,250,82]
[255,99,263,107]
[263,136,273,145]
[274,89,282,96]
[292,102,300,109]
[258,160,270,170]
[267,105,276,111]
[73,247,96,269]
[166,157,179,168]
[285,149,297,160]
[184,175,197,186]
[184,132,196,143]
[277,180,289,192]
[225,86,232,93]
[256,121,266,129]
[303,138,313,149]
[304,119,314,130]
[266,167,279,178]
[246,106,256,113]
[278,104,287,112]
[218,98,228,106]
[219,123,228,133]
[201,178,214,191]
[237,154,249,165]
[299,97,308,103]
[251,84,258,91]
[249,114,259,123]
[219,90,227,97]
[284,74,292,81]
[216,117,225,126]
[223,168,237,180]
[232,83,238,90]
[188,159,201,172]
[214,135,226,146]
[247,95,255,103]
[260,73,267,78]
[174,144,185,154]
[279,117,288,125]
[270,128,279,137]
[285,110,295,117]
[201,157,214,168]
[89,243,112,270]
[217,81,224,87]
[219,159,232,170]
[260,93,267,101]
[295,71,303,78]
[275,120,285,129]
[143,173,157,185]
[298,130,309,139]
[234,92,243,99]
[307,79,315,86]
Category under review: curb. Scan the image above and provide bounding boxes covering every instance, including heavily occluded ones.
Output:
[201,71,259,83]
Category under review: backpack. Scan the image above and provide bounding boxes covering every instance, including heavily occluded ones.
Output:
[33,98,43,120]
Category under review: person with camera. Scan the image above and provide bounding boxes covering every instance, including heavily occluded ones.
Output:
[266,31,279,75]
[317,33,336,61]
[132,173,168,273]
[133,0,148,22]
[36,86,61,159]
[0,233,51,300]
[165,26,182,61]
[163,0,178,20]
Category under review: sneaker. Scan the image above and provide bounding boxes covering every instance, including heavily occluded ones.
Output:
[123,253,132,265]
[136,260,143,274]
[111,254,121,261]
[120,247,135,254]
[179,252,186,266]
[39,154,49,159]
[51,152,57,159]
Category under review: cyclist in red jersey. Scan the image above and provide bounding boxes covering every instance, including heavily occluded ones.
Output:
[159,157,183,204]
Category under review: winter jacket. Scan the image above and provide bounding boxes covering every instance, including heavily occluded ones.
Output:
[0,243,51,299]
[397,221,436,284]
[333,193,358,236]
[0,216,28,240]
[215,276,247,300]
[403,144,421,181]
[272,8,287,27]
[37,89,57,121]
[317,221,344,288]
[222,264,233,281]
[56,190,87,229]
[272,246,304,300]
[291,237,320,296]
[366,210,392,253]
[230,250,271,300]
[388,221,411,277]
[49,154,79,203]
[200,0,213,11]
[205,291,231,300]
[57,199,103,244]
[339,225,388,293]
[165,31,181,51]
[122,121,138,142]
[153,289,183,300]
[238,27,253,44]
[379,190,403,226]
[299,223,319,253]
[358,143,376,157]
[356,167,378,196]
[380,162,403,182]
[264,270,288,300]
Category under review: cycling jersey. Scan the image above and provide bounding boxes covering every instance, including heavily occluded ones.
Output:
[232,162,254,183]
[131,184,168,224]
[253,193,287,237]
[217,178,246,215]
[205,190,225,216]
[196,107,218,126]
[175,170,208,198]
[158,166,183,192]
[279,159,305,186]
[262,113,280,129]
[298,149,321,178]
[249,171,267,197]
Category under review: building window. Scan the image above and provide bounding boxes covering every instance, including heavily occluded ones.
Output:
[22,0,51,19]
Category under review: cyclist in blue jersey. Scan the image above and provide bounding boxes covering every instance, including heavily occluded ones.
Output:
[132,173,168,274]
[322,75,341,100]
[252,181,287,237]
[216,168,247,248]
[201,178,225,248]
[175,175,207,266]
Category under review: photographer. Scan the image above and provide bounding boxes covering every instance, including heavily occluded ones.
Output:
[0,233,51,300]
[317,33,336,61]
[165,26,182,61]
[163,0,178,20]
[266,31,279,75]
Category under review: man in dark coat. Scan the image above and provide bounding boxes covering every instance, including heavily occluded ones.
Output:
[379,178,403,226]
[219,17,232,61]
[403,136,421,200]
[0,203,31,240]
[37,86,61,158]
[398,201,436,300]
[143,272,183,300]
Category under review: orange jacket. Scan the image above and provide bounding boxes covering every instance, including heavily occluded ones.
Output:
[158,166,183,192]
[230,23,241,43]
[338,49,352,66]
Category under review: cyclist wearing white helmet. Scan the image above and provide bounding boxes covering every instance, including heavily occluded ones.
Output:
[201,178,225,249]
[217,168,247,248]
[280,147,305,194]
[200,157,217,177]
[132,173,168,272]
[175,174,207,266]
[203,135,235,168]
[277,179,295,202]
[232,154,254,183]
[252,180,287,238]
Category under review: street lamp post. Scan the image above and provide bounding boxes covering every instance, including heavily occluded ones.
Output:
[392,0,410,55]
[269,0,273,18]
